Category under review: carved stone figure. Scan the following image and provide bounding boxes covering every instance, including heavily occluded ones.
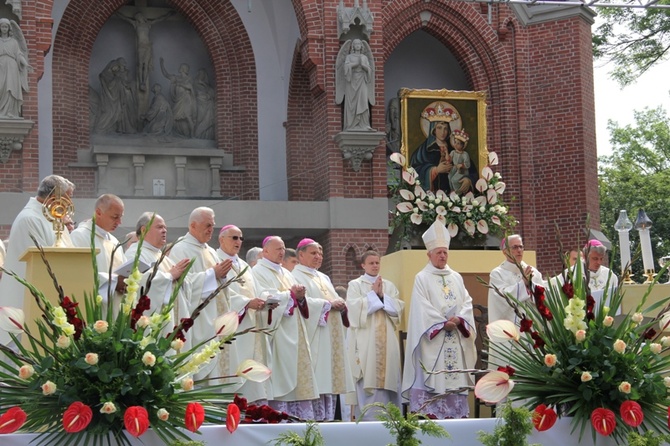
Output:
[386,97,400,153]
[116,9,175,92]
[0,18,29,118]
[160,58,196,137]
[142,83,173,138]
[95,57,139,134]
[335,39,375,131]
[194,68,215,140]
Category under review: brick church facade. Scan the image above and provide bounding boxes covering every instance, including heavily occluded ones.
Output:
[0,0,599,286]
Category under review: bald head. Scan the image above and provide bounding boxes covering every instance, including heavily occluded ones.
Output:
[95,194,124,232]
[262,236,285,264]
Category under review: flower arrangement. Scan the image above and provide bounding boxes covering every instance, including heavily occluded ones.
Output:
[0,224,270,445]
[359,402,450,446]
[388,151,514,245]
[475,252,670,444]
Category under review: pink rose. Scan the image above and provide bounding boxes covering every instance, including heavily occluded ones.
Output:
[85,353,99,365]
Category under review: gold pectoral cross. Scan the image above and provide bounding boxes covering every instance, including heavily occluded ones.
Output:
[441,276,450,295]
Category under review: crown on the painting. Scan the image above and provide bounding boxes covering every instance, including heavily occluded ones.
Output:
[421,105,459,123]
[452,128,469,142]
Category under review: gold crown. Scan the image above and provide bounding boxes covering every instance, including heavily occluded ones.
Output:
[452,128,469,142]
[421,105,459,123]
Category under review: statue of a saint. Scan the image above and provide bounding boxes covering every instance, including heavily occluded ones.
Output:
[142,83,173,139]
[0,18,30,119]
[335,39,375,131]
[160,58,196,138]
[194,69,215,140]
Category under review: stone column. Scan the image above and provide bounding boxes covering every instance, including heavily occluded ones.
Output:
[133,155,146,196]
[175,156,187,197]
[95,154,109,195]
[209,156,222,197]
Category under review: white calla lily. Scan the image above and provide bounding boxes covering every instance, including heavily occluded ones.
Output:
[214,311,239,338]
[475,371,515,403]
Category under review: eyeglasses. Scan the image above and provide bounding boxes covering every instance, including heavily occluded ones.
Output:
[226,235,244,241]
[510,245,524,250]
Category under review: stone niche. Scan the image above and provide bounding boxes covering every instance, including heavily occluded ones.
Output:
[83,2,239,198]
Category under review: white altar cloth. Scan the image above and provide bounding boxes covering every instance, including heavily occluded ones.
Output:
[2,418,621,445]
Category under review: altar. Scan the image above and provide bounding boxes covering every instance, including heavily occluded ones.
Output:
[4,418,618,446]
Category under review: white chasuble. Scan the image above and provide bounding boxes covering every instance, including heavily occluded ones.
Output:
[488,261,544,325]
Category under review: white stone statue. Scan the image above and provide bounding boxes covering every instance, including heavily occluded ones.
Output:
[335,38,375,131]
[160,58,196,137]
[142,83,173,138]
[194,68,215,140]
[0,18,30,119]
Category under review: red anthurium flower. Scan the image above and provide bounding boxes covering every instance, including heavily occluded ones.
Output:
[62,402,93,433]
[226,403,241,433]
[185,403,205,433]
[0,407,27,434]
[591,408,616,436]
[533,404,557,432]
[620,401,644,427]
[124,406,149,437]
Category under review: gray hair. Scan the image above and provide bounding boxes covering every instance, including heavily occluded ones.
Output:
[500,234,522,251]
[95,194,123,212]
[37,175,75,199]
[135,212,158,236]
[588,245,607,256]
[246,246,262,264]
[189,207,214,225]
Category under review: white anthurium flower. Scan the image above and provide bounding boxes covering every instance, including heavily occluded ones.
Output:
[449,191,459,202]
[414,185,426,199]
[214,311,239,338]
[474,196,486,207]
[491,215,501,226]
[487,319,520,342]
[0,307,25,333]
[451,206,461,214]
[410,213,423,225]
[426,190,435,201]
[236,359,272,382]
[390,152,406,166]
[399,189,415,201]
[481,166,494,180]
[416,201,428,212]
[447,223,459,237]
[464,219,476,235]
[475,371,515,403]
[436,215,447,225]
[487,189,498,204]
[488,151,499,165]
[436,190,448,202]
[402,169,417,186]
[475,178,488,193]
[494,181,506,194]
[463,204,473,213]
[396,202,414,213]
[464,191,475,201]
[436,205,447,216]
[477,220,489,234]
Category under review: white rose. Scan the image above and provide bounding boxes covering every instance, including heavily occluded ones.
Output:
[171,339,185,351]
[650,343,663,354]
[136,316,150,328]
[181,377,194,391]
[157,408,169,421]
[56,335,71,349]
[632,313,644,323]
[142,351,156,367]
[93,320,109,333]
[85,353,99,365]
[19,364,35,380]
[42,380,57,395]
[100,402,117,414]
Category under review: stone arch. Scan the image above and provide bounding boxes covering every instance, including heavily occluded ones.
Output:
[51,0,258,197]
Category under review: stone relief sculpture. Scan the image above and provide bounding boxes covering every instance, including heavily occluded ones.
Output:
[194,68,215,140]
[160,58,196,137]
[142,83,173,139]
[0,18,30,119]
[116,9,175,93]
[95,57,139,134]
[335,38,375,131]
[386,97,400,153]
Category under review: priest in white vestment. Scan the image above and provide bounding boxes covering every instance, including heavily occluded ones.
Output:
[346,250,404,421]
[401,221,477,419]
[488,234,544,325]
[0,175,74,345]
[217,224,278,404]
[124,213,202,345]
[70,194,127,315]
[167,207,234,384]
[292,238,354,421]
[252,236,327,420]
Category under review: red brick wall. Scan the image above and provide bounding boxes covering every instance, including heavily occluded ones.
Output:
[49,0,259,198]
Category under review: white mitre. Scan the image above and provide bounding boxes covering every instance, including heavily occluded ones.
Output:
[422,221,451,251]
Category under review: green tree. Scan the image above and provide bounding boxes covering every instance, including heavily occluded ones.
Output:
[599,106,670,282]
[593,6,670,86]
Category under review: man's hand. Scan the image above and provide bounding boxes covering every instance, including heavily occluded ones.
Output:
[331,299,346,311]
[115,276,127,294]
[372,276,383,299]
[247,297,266,311]
[170,258,191,281]
[291,284,306,301]
[213,259,233,279]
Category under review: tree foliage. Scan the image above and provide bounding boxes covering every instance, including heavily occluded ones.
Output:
[598,106,670,281]
[593,5,670,86]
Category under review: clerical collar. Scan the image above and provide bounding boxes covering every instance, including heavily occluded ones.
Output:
[219,251,239,264]
[426,263,452,276]
[259,257,283,274]
[143,242,161,253]
[95,225,112,240]
[363,273,378,282]
[501,260,528,272]
[298,264,318,275]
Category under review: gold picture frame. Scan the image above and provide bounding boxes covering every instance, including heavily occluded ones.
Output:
[399,88,488,194]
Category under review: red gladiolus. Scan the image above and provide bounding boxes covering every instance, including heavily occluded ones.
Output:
[124,406,149,437]
[62,402,93,433]
[519,318,533,333]
[562,282,574,299]
[667,407,670,429]
[185,403,205,433]
[497,365,515,377]
[0,407,27,434]
[591,408,616,436]
[533,404,557,432]
[620,401,644,427]
[233,394,248,411]
[226,403,241,433]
